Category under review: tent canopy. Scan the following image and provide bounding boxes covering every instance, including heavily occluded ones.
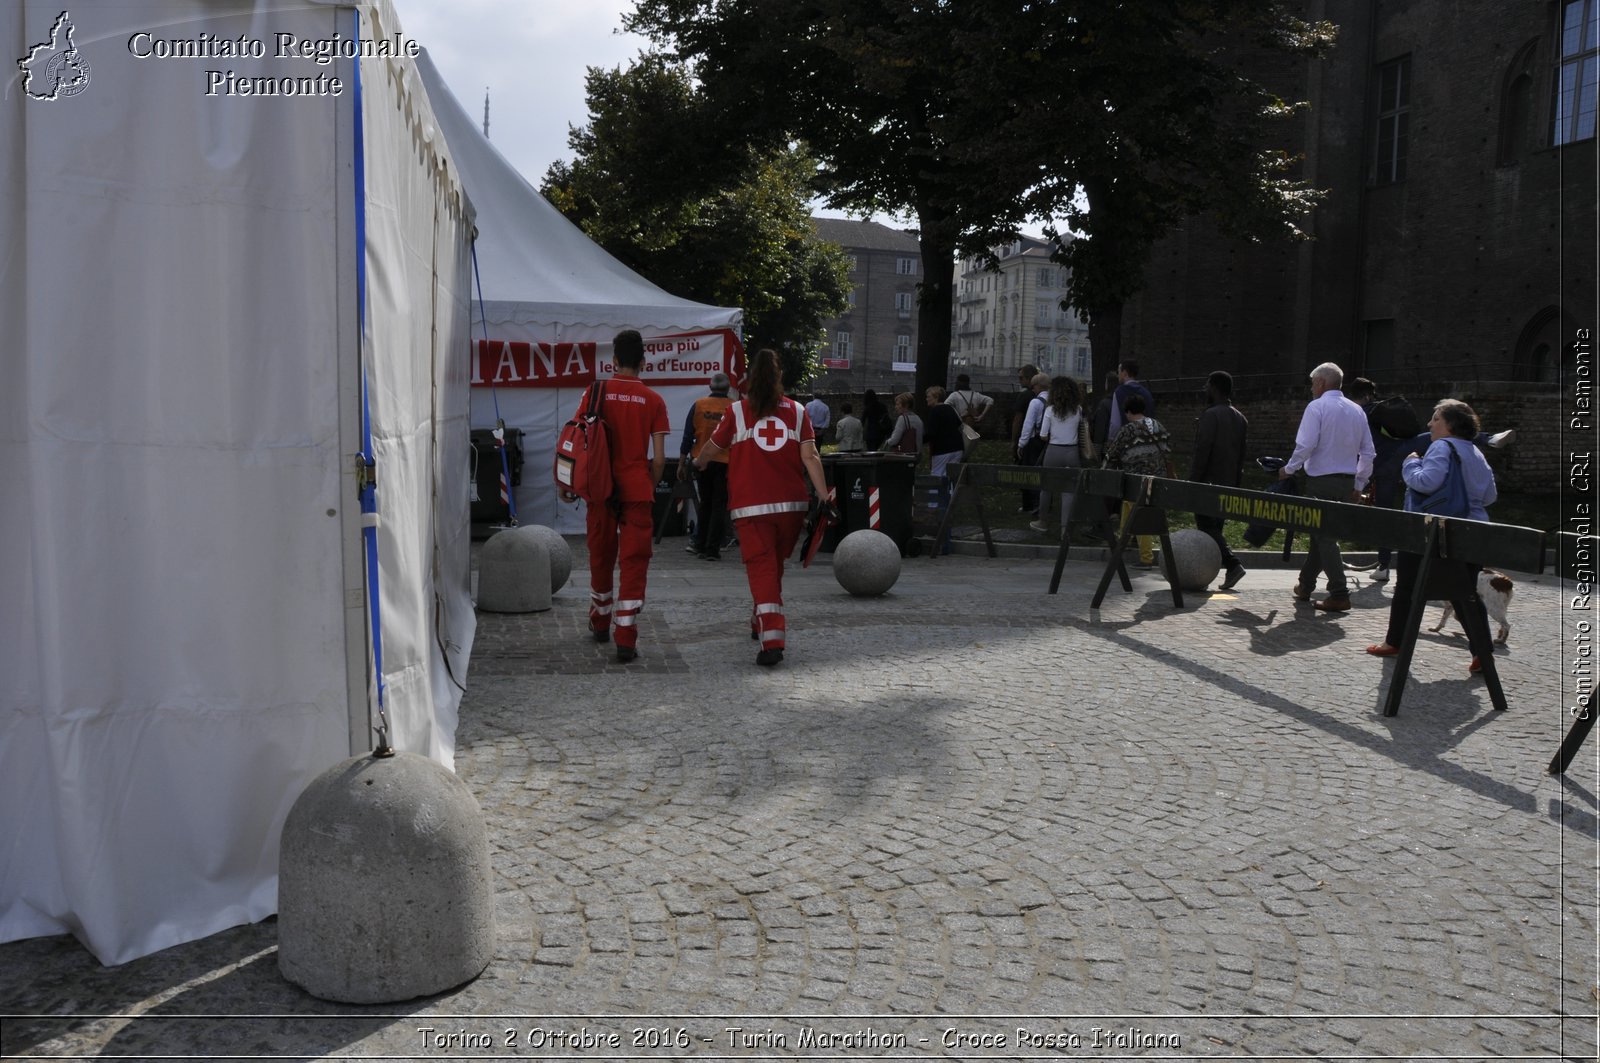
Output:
[416,49,742,531]
[415,48,741,340]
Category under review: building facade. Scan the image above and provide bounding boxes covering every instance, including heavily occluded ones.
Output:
[810,217,923,393]
[953,235,1093,387]
[1119,0,1596,388]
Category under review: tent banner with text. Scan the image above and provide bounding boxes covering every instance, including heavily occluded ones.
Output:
[472,329,746,390]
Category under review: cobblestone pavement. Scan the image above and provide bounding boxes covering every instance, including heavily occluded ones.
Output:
[3,535,1596,1061]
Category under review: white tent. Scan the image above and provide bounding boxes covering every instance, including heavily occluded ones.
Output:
[415,51,744,533]
[1,0,476,964]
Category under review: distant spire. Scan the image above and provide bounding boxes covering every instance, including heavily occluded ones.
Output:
[483,88,490,138]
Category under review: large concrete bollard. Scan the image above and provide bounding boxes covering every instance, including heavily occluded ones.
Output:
[476,526,552,612]
[515,524,572,594]
[832,529,902,596]
[278,750,495,1003]
[1168,528,1223,591]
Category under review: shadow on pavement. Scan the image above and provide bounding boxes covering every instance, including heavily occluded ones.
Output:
[1,922,406,1061]
[1070,620,1562,831]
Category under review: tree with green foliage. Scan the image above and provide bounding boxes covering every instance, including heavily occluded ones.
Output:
[626,0,1334,399]
[541,54,850,385]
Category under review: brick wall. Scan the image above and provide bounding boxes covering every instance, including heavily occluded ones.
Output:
[1147,382,1562,490]
[1117,1,1596,384]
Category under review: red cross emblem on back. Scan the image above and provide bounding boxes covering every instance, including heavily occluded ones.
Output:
[753,416,790,452]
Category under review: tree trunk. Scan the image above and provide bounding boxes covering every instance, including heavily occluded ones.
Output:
[1079,176,1125,391]
[1088,299,1123,394]
[913,212,956,416]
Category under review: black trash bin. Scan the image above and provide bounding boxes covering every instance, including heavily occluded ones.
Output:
[470,426,523,532]
[822,453,917,556]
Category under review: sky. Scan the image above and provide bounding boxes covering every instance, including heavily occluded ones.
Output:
[394,0,914,228]
[396,0,645,192]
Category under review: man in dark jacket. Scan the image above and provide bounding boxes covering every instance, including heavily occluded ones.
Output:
[1107,359,1155,438]
[1189,370,1248,589]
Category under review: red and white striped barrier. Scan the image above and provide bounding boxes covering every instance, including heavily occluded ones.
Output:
[868,487,881,529]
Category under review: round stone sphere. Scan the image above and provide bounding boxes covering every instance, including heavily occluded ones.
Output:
[477,526,552,612]
[832,529,902,596]
[516,524,572,593]
[1168,528,1223,591]
[278,750,495,1003]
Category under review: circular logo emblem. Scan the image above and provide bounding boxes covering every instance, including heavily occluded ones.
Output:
[753,416,790,452]
[45,51,90,97]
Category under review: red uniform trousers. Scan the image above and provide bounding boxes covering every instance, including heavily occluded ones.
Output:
[736,512,806,650]
[587,500,653,648]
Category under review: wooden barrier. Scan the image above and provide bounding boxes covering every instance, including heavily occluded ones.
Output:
[937,462,1551,725]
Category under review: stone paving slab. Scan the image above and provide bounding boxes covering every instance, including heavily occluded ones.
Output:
[2,535,1595,1061]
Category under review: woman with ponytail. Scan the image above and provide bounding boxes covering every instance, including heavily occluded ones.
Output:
[696,350,834,666]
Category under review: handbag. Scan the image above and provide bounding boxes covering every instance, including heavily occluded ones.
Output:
[1077,415,1096,463]
[1413,440,1469,516]
[890,414,919,455]
[553,381,613,502]
[961,422,981,444]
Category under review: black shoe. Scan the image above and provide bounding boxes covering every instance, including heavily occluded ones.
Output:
[702,552,721,561]
[592,628,610,643]
[756,647,784,667]
[1221,564,1246,590]
[616,645,637,663]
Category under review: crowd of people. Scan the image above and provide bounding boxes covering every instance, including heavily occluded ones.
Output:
[562,333,1508,675]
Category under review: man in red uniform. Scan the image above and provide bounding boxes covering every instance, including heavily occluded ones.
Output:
[695,349,832,666]
[558,330,669,663]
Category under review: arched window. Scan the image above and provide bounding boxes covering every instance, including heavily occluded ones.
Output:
[1499,40,1541,164]
[1514,305,1567,381]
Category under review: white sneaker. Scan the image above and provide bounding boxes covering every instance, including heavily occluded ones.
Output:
[1488,429,1516,448]
[1028,520,1049,534]
[1372,565,1390,582]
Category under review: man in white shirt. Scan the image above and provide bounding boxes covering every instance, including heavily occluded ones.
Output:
[1280,362,1375,612]
[1013,372,1051,514]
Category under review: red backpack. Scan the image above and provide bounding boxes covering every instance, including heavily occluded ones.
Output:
[553,381,613,503]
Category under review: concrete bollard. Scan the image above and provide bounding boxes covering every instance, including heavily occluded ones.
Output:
[514,524,572,594]
[1168,528,1222,591]
[476,527,552,612]
[278,750,495,1003]
[832,529,902,596]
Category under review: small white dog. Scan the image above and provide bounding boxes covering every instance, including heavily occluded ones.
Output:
[1431,569,1514,645]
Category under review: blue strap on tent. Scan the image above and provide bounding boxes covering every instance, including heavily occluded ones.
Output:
[470,243,518,524]
[350,9,389,751]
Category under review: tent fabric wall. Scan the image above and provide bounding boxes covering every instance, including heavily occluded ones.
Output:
[356,2,476,762]
[414,51,745,534]
[0,0,474,965]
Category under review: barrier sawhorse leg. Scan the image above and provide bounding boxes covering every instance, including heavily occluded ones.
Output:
[1090,504,1181,609]
[1550,697,1596,775]
[1382,526,1507,717]
[931,464,997,560]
